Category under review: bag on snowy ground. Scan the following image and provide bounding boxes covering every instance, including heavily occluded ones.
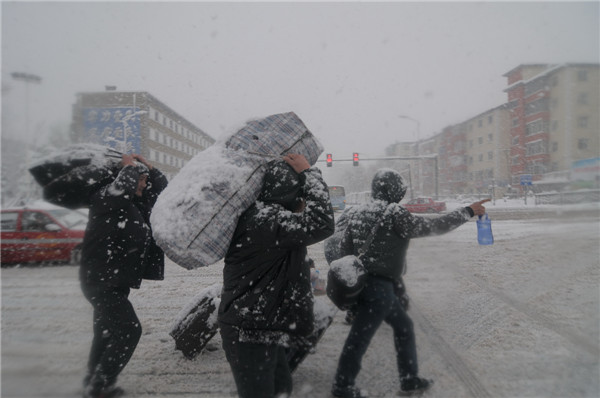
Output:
[476,213,494,245]
[170,284,222,359]
[28,144,123,209]
[151,112,324,269]
[286,298,338,373]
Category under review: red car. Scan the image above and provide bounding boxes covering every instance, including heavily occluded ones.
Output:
[1,205,87,265]
[403,197,447,213]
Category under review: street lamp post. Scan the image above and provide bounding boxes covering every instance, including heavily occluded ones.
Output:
[399,114,423,194]
[11,72,42,140]
[11,72,42,204]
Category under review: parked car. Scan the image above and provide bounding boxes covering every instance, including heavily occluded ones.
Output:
[403,197,446,213]
[1,205,87,265]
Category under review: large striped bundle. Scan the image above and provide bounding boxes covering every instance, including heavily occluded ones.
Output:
[151,112,323,269]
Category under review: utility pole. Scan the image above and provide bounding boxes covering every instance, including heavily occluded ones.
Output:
[11,72,42,204]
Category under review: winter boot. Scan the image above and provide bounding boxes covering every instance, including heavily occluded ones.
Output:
[331,384,367,398]
[399,376,433,396]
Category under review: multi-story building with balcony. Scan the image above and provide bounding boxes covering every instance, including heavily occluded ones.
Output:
[504,63,599,190]
[71,90,215,180]
[388,63,598,198]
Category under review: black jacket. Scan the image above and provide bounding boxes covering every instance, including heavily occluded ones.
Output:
[218,167,334,343]
[340,169,474,281]
[80,166,168,289]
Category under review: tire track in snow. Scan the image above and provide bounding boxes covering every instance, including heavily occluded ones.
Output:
[410,303,492,398]
[452,267,600,358]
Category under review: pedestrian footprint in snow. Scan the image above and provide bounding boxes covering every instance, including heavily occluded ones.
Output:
[218,153,334,398]
[331,168,489,398]
[80,154,168,398]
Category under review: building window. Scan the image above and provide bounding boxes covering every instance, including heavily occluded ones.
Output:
[478,137,483,145]
[578,93,589,105]
[512,136,519,146]
[577,70,588,81]
[512,118,519,127]
[488,115,493,124]
[526,140,547,156]
[525,97,549,116]
[488,151,493,160]
[488,133,493,142]
[512,156,519,166]
[578,139,589,150]
[578,116,588,128]
[478,120,483,127]
[162,116,166,125]
[478,154,483,162]
[525,119,547,136]
[154,111,159,122]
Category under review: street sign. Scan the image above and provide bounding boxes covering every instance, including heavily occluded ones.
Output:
[520,174,532,186]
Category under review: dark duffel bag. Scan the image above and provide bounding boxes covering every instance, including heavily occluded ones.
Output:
[42,164,120,209]
[170,284,222,359]
[29,144,122,209]
[326,255,367,311]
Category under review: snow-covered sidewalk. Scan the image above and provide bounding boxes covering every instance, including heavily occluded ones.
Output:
[2,208,599,398]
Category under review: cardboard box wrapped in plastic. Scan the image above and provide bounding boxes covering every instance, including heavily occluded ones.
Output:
[150,112,324,269]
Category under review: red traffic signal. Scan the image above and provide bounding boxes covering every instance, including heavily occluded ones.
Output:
[326,153,333,167]
[353,152,359,166]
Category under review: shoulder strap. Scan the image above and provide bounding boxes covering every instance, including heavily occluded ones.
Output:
[357,207,387,259]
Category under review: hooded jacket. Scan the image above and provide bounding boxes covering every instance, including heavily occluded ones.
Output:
[218,164,334,345]
[340,169,474,281]
[80,165,168,288]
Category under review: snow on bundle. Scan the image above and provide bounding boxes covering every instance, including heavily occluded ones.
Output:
[151,112,323,269]
[326,254,367,310]
[170,283,222,359]
[28,143,123,209]
[330,255,366,287]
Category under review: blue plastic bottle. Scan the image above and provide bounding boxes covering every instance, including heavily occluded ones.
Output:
[476,213,494,245]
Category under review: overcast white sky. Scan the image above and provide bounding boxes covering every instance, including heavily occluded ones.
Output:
[2,1,599,159]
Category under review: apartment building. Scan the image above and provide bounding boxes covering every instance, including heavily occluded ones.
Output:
[388,63,598,198]
[504,63,599,190]
[71,90,215,180]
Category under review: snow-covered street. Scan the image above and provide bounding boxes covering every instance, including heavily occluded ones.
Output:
[2,204,599,398]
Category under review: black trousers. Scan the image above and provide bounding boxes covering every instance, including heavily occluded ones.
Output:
[220,324,293,398]
[81,282,142,390]
[334,276,418,389]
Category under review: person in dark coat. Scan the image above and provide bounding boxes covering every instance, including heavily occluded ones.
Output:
[331,168,489,398]
[80,154,168,398]
[218,153,334,398]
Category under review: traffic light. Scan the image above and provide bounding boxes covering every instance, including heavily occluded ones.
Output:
[326,153,333,167]
[353,152,359,166]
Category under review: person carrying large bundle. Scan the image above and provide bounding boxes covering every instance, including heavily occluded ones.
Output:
[79,154,168,398]
[218,153,334,398]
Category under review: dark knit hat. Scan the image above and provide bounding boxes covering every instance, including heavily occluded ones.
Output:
[133,161,150,176]
[371,168,407,203]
